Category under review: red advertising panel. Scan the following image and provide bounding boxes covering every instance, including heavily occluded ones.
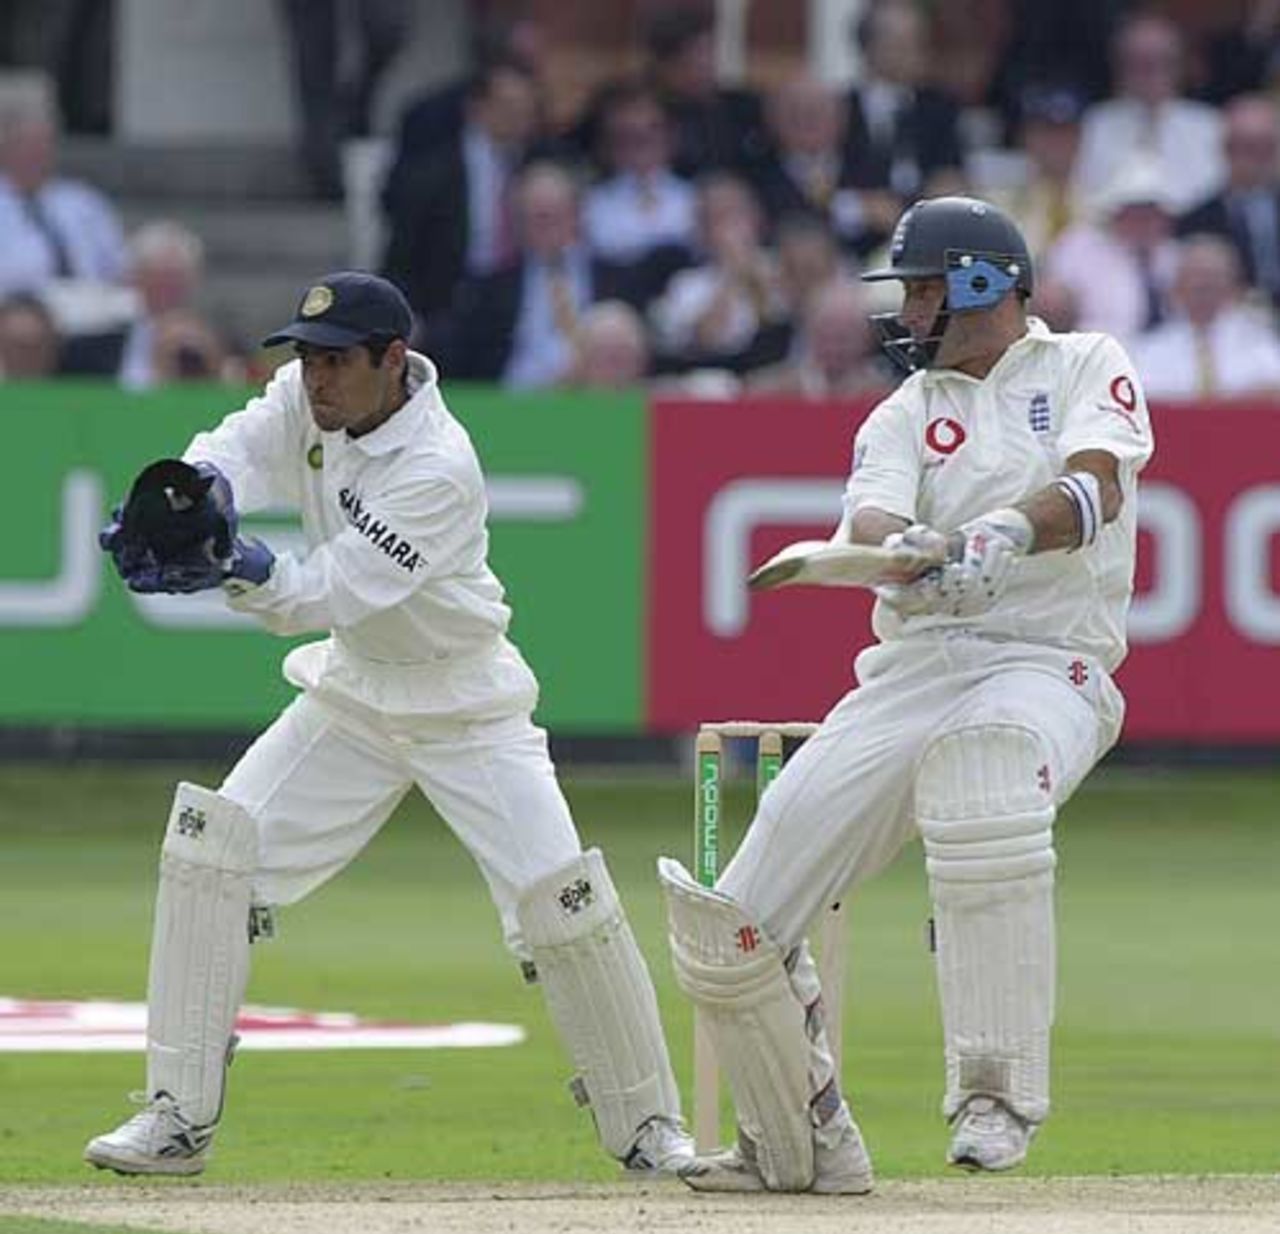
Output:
[647,398,1280,742]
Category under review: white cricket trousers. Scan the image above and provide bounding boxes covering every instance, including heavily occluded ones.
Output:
[719,633,1126,947]
[219,691,582,956]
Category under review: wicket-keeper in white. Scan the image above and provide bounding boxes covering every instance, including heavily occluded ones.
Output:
[660,197,1154,1191]
[86,271,693,1177]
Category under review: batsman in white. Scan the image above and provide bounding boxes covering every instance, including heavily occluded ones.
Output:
[85,271,693,1177]
[660,197,1154,1191]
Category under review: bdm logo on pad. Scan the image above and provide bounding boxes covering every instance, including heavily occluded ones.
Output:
[0,999,524,1053]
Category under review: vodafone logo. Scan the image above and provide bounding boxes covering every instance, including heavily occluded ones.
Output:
[1109,375,1137,411]
[0,998,525,1053]
[925,417,967,454]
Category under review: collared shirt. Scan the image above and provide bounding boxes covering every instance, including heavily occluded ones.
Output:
[0,173,127,294]
[583,169,697,262]
[1131,305,1280,398]
[846,320,1155,670]
[183,352,536,718]
[503,247,591,389]
[462,125,514,275]
[1074,97,1224,214]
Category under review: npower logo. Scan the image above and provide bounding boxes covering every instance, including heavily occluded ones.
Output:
[1,470,583,630]
[702,477,1280,645]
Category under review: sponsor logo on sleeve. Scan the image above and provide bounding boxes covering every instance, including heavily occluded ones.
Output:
[338,488,425,572]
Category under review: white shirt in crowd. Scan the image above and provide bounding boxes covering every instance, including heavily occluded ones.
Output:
[1042,223,1180,346]
[1074,98,1224,214]
[846,319,1155,671]
[0,173,128,294]
[650,263,783,355]
[1131,305,1280,399]
[583,171,697,263]
[185,352,538,719]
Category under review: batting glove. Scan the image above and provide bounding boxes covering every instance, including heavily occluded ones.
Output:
[874,524,951,616]
[932,508,1034,617]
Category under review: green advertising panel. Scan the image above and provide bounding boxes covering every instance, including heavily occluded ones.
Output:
[0,382,644,731]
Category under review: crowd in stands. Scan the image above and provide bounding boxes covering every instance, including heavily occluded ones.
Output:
[5,1,1280,402]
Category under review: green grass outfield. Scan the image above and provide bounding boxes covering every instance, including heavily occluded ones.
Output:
[0,762,1275,1185]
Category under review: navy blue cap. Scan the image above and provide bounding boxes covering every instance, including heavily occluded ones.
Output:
[1020,84,1087,126]
[262,271,414,348]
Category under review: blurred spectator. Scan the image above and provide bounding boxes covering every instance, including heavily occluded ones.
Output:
[438,162,657,388]
[845,0,964,199]
[747,279,886,397]
[563,300,650,389]
[1178,95,1280,310]
[119,221,233,390]
[275,0,412,199]
[1202,0,1280,104]
[1131,235,1280,399]
[752,73,900,258]
[1044,158,1180,345]
[988,85,1089,262]
[582,82,697,265]
[147,310,236,387]
[0,293,58,378]
[381,61,540,326]
[641,9,764,177]
[1074,13,1225,215]
[650,173,787,372]
[776,214,844,317]
[1027,277,1081,333]
[984,0,1118,138]
[0,87,126,296]
[386,11,550,169]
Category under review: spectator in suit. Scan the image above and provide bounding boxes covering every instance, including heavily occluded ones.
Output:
[1178,94,1280,310]
[0,292,58,378]
[381,60,540,327]
[1074,13,1224,216]
[582,82,697,266]
[563,300,650,389]
[747,278,886,397]
[440,162,654,388]
[845,0,965,199]
[0,88,126,297]
[642,9,764,178]
[1132,234,1280,399]
[1043,157,1180,346]
[383,13,551,198]
[988,84,1089,264]
[752,73,900,258]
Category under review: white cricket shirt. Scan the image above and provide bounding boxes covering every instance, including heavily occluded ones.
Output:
[845,319,1155,671]
[185,352,538,718]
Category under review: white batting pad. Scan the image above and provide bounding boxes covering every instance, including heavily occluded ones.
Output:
[516,848,682,1158]
[146,782,258,1127]
[917,726,1056,1123]
[659,857,815,1191]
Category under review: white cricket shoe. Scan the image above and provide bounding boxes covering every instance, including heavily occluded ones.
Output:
[680,1121,874,1194]
[622,1116,696,1176]
[83,1092,215,1176]
[946,1095,1036,1172]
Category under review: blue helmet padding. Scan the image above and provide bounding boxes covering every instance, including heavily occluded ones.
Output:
[945,254,1020,311]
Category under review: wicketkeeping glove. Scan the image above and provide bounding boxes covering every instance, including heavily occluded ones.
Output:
[99,458,265,594]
